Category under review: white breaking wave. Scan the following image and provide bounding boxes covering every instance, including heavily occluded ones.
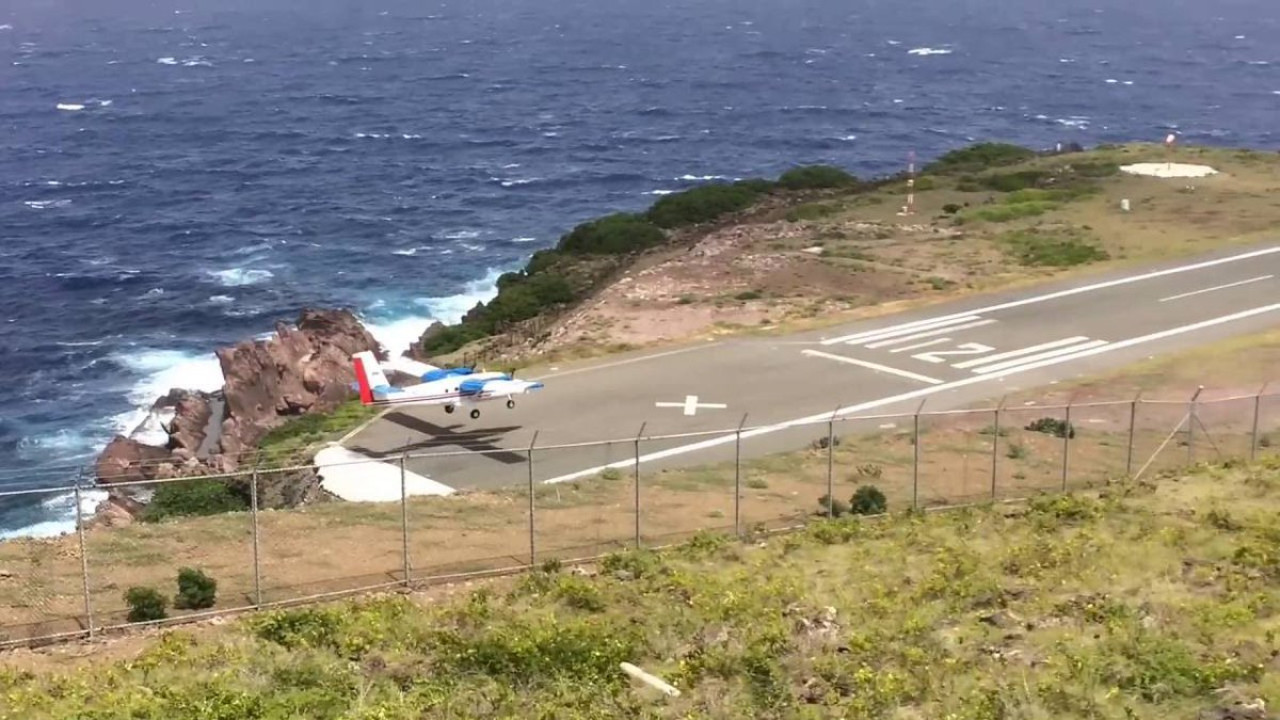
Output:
[56,103,85,111]
[209,267,274,286]
[24,199,71,210]
[157,57,178,65]
[908,47,952,56]
[109,349,225,437]
[365,268,506,359]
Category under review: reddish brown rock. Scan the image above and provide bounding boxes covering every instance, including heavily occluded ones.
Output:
[94,436,171,485]
[90,307,384,515]
[168,391,215,454]
[215,308,382,446]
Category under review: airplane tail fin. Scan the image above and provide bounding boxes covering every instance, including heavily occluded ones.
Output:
[352,350,391,404]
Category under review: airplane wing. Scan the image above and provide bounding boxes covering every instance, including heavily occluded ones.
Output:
[459,377,544,397]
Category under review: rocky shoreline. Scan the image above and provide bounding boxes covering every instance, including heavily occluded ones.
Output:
[90,308,386,524]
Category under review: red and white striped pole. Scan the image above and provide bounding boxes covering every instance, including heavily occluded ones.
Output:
[905,150,916,216]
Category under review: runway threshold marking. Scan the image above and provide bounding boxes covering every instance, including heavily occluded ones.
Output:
[1158,274,1273,303]
[802,349,944,385]
[543,300,1280,485]
[820,245,1280,346]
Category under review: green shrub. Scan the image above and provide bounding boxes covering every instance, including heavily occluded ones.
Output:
[942,203,962,215]
[818,493,849,516]
[850,485,888,515]
[646,182,765,229]
[1025,417,1076,439]
[776,164,859,190]
[141,479,249,523]
[556,212,666,255]
[999,229,1110,267]
[926,143,1037,174]
[174,567,218,610]
[125,586,168,623]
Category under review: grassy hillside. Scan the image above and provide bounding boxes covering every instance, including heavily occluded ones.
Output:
[428,140,1280,367]
[4,457,1278,719]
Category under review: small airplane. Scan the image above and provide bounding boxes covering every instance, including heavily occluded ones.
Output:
[350,350,544,419]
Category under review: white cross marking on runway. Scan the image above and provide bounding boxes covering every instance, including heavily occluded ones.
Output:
[656,395,727,416]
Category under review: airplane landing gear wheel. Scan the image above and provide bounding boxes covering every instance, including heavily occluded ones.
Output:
[506,399,515,409]
[444,405,455,414]
[470,408,480,420]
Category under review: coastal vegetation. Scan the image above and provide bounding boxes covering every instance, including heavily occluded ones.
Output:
[4,455,1278,719]
[412,140,1280,367]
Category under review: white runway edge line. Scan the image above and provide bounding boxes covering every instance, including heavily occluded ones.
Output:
[801,349,944,384]
[1158,274,1273,303]
[820,245,1280,346]
[542,301,1280,485]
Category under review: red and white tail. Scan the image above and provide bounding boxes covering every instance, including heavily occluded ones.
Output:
[352,350,390,404]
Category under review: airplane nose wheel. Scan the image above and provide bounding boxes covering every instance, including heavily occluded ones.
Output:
[470,408,481,420]
[444,405,455,414]
[506,399,515,409]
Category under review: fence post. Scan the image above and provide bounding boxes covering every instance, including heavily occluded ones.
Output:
[527,431,539,568]
[251,466,262,607]
[1251,383,1268,462]
[734,414,748,538]
[73,468,94,639]
[1126,391,1142,477]
[399,453,411,587]
[988,398,1003,498]
[1187,386,1204,465]
[1061,396,1074,491]
[826,405,839,518]
[634,423,647,549]
[913,399,927,509]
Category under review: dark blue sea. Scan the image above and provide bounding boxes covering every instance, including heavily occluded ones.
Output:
[1,0,1276,538]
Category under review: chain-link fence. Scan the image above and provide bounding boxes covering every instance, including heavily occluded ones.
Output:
[1,383,1278,648]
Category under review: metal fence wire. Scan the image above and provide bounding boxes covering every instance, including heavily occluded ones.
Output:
[0,383,1276,648]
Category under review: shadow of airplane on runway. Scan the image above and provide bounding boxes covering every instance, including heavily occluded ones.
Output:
[347,411,528,465]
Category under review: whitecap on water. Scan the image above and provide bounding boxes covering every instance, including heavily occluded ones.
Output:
[908,47,952,56]
[363,268,506,358]
[208,267,274,286]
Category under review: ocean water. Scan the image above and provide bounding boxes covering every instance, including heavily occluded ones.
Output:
[1,0,1276,538]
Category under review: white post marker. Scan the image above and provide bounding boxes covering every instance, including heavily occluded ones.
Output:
[621,662,681,697]
[656,395,727,416]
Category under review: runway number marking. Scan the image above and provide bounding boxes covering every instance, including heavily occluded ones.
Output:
[656,395,727,416]
[911,342,995,364]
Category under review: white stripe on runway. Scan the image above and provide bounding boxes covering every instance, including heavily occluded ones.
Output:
[951,336,1091,369]
[889,337,951,353]
[865,318,997,349]
[968,339,1110,374]
[824,315,982,346]
[543,300,1280,485]
[801,349,944,384]
[819,245,1280,346]
[1158,274,1273,303]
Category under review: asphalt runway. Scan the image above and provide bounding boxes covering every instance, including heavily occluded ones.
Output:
[342,243,1280,491]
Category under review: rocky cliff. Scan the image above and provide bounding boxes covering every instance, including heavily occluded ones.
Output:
[92,308,385,513]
